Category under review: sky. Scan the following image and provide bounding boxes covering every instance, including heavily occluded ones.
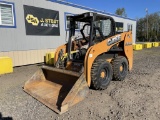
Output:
[64,0,160,19]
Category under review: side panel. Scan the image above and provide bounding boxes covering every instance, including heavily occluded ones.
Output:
[84,32,127,86]
[124,31,133,70]
[0,48,55,66]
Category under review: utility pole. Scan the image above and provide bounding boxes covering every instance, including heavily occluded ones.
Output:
[146,8,148,41]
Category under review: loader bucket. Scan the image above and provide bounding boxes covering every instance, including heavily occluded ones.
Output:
[23,65,89,114]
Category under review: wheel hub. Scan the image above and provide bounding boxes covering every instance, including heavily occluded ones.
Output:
[120,65,123,72]
[100,71,106,78]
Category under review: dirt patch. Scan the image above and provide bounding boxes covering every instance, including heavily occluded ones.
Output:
[0,47,160,120]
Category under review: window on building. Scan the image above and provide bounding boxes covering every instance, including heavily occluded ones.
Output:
[116,22,123,34]
[127,24,132,31]
[65,13,80,30]
[0,2,15,27]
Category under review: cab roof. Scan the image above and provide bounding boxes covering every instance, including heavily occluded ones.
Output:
[68,12,114,22]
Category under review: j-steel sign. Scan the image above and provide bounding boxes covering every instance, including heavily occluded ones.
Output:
[24,5,60,36]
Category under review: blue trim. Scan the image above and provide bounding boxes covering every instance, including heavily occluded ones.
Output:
[64,12,80,31]
[49,0,136,21]
[0,1,16,28]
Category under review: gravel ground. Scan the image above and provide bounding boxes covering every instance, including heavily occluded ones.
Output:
[0,47,160,120]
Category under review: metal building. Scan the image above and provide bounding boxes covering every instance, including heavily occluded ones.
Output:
[0,0,136,66]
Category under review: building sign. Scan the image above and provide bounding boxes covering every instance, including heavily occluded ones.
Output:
[24,5,60,35]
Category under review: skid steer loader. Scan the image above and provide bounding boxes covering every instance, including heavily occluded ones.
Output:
[23,12,133,114]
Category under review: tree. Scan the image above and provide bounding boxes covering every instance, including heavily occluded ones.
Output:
[136,12,160,42]
[115,8,127,17]
[136,18,146,41]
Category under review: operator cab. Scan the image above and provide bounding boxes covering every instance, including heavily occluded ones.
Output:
[67,12,116,61]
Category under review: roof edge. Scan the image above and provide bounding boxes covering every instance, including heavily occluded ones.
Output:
[48,0,136,21]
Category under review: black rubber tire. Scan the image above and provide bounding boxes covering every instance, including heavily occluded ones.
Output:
[112,56,128,81]
[91,59,113,90]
